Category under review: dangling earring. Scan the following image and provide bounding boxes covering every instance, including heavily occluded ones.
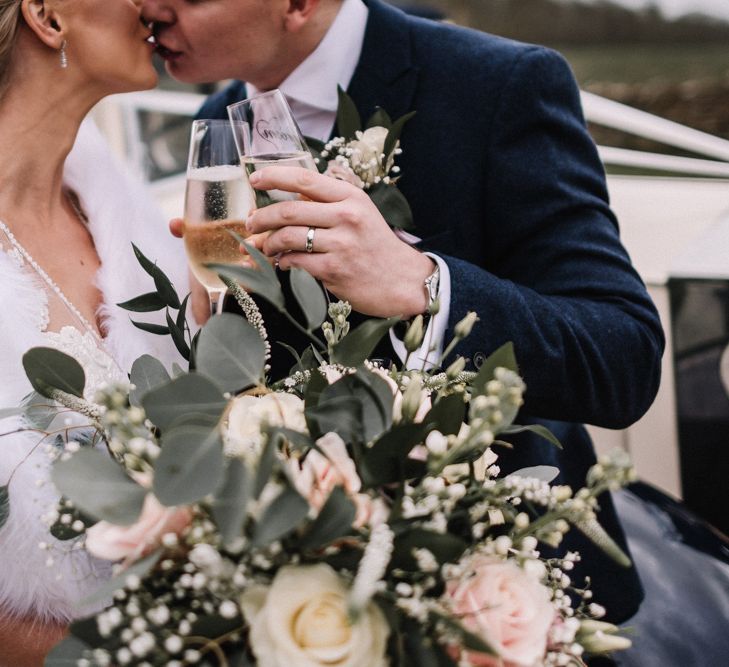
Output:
[60,40,68,69]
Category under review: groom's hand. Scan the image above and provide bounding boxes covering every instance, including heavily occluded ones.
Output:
[245,167,434,318]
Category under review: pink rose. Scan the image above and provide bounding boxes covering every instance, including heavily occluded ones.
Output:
[290,433,388,528]
[85,494,192,565]
[447,557,555,667]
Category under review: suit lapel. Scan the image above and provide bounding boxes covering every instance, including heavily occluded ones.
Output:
[343,0,419,130]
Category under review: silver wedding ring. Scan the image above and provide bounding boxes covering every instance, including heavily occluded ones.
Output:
[305,226,316,253]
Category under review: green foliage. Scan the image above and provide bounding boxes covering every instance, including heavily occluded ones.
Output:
[336,85,362,140]
[22,347,86,399]
[155,424,225,506]
[212,458,251,546]
[141,374,227,431]
[424,393,466,436]
[132,244,180,309]
[290,268,328,330]
[251,483,309,548]
[129,355,170,407]
[471,341,518,394]
[298,487,356,550]
[52,449,146,525]
[368,183,415,231]
[195,313,266,393]
[330,317,400,366]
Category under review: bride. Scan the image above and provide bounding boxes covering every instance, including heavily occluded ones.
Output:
[0,1,191,663]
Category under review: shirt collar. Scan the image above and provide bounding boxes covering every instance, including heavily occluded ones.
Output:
[248,0,369,112]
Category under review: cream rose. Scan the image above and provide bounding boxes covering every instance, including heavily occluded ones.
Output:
[324,162,366,189]
[447,557,555,667]
[223,392,307,459]
[349,127,395,186]
[85,493,192,564]
[241,564,389,667]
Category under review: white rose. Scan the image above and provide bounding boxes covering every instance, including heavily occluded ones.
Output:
[223,392,306,459]
[348,127,395,186]
[241,564,389,667]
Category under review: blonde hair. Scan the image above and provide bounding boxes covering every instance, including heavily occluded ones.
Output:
[0,0,21,98]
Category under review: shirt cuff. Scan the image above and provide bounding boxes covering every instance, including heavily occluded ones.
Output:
[389,253,451,370]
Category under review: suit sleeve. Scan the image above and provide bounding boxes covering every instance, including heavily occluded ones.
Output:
[441,47,664,429]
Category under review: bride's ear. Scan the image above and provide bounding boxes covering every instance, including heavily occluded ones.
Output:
[20,0,66,50]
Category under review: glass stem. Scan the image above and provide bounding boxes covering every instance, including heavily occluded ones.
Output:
[209,289,227,317]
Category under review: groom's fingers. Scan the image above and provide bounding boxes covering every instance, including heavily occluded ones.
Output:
[249,166,358,203]
[246,200,338,234]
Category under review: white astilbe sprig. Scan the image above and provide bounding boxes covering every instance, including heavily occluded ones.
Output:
[349,523,394,617]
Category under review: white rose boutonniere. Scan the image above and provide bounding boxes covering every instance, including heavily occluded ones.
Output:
[241,563,389,667]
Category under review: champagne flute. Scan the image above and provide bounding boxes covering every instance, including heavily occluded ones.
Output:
[227,89,318,209]
[183,119,255,315]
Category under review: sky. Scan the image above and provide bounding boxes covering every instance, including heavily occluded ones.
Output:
[578,0,729,21]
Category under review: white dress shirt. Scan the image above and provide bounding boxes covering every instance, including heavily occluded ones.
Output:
[251,0,451,369]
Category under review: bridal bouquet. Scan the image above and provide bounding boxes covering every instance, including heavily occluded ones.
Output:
[17,245,634,667]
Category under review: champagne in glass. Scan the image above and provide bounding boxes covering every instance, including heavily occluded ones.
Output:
[227,90,318,209]
[183,119,254,314]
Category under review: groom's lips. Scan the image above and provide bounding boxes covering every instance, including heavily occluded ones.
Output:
[155,41,183,61]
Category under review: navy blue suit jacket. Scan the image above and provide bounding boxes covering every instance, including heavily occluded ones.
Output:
[199,0,664,622]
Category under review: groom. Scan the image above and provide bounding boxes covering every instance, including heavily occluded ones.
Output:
[142,0,664,623]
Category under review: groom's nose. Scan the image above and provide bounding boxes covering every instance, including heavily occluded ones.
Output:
[140,0,176,25]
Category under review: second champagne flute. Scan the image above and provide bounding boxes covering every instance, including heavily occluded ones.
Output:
[227,89,317,208]
[183,119,255,315]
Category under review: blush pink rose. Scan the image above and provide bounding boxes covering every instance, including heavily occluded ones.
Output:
[85,494,192,564]
[290,433,388,528]
[447,557,555,667]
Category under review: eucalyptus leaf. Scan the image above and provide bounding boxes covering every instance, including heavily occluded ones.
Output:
[501,424,563,449]
[131,320,170,336]
[129,355,170,407]
[290,268,327,330]
[507,465,561,483]
[116,292,167,313]
[305,396,363,443]
[22,347,85,399]
[81,550,160,608]
[471,342,518,394]
[430,612,499,657]
[154,424,225,506]
[44,636,91,665]
[141,374,227,432]
[0,485,9,530]
[195,313,266,393]
[424,393,466,436]
[51,449,146,525]
[254,431,282,499]
[369,182,415,231]
[384,110,416,164]
[361,423,430,487]
[212,458,251,546]
[320,369,393,443]
[132,243,180,309]
[331,316,400,367]
[366,107,393,130]
[336,85,362,140]
[251,484,309,548]
[210,263,285,311]
[298,486,356,550]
